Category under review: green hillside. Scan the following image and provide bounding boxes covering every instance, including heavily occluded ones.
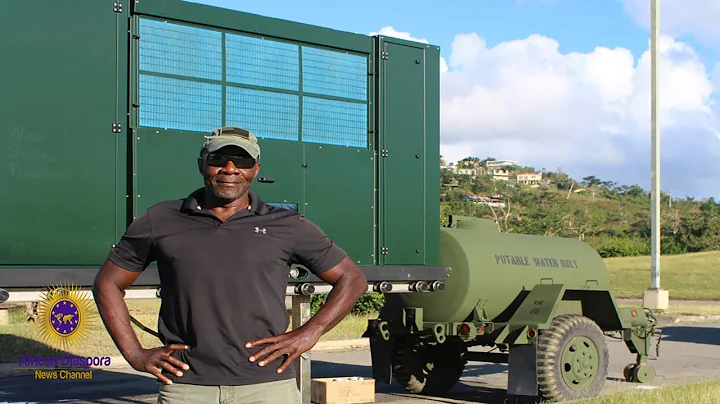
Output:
[441,157,720,258]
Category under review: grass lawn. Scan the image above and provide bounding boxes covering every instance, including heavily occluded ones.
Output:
[576,380,720,404]
[0,299,376,363]
[605,251,720,300]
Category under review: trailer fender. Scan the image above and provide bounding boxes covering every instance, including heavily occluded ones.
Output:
[494,283,566,345]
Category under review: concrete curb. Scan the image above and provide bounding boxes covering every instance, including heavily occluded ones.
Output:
[0,338,371,373]
[313,338,369,352]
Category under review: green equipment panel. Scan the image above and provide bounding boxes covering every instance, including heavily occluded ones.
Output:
[380,40,436,266]
[0,0,126,265]
[304,144,375,265]
[133,128,210,215]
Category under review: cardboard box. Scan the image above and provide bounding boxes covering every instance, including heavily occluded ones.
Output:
[311,377,375,404]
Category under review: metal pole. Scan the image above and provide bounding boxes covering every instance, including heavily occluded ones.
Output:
[292,294,312,404]
[650,0,661,290]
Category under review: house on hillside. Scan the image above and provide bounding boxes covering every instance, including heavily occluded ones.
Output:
[456,167,479,176]
[486,160,517,169]
[489,168,511,181]
[485,159,516,181]
[517,172,542,187]
[461,194,506,208]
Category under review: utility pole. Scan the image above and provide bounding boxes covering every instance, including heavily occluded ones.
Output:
[644,0,669,311]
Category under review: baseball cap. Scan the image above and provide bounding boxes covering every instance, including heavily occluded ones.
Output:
[201,126,260,160]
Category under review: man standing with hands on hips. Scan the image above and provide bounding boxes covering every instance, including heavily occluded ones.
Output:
[93,126,368,403]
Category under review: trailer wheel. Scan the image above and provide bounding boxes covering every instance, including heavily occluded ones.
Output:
[391,338,467,395]
[537,314,609,402]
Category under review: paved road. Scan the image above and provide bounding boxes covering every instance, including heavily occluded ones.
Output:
[1,322,719,404]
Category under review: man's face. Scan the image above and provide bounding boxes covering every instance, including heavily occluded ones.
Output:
[198,146,260,202]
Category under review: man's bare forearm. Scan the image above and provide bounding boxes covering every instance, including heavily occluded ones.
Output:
[302,270,367,336]
[92,280,144,361]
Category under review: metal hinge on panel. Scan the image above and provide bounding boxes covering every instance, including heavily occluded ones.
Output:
[381,149,388,157]
[381,52,388,60]
[112,123,122,133]
[381,247,388,255]
[113,2,123,13]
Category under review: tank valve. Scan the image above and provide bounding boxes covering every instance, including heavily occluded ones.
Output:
[373,282,393,293]
[294,283,315,295]
[430,281,445,292]
[410,281,429,293]
[289,267,300,279]
[289,264,309,280]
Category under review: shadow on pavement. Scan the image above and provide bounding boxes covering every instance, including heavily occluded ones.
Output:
[1,368,158,403]
[0,335,158,404]
[311,360,523,404]
[397,383,515,404]
[464,363,507,377]
[660,326,720,346]
[310,360,508,379]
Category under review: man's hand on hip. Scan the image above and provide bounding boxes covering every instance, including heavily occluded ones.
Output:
[126,344,190,385]
[246,325,323,374]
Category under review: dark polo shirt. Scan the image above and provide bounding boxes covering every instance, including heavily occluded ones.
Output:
[107,188,347,386]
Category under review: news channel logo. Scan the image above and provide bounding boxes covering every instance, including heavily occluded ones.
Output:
[36,282,98,351]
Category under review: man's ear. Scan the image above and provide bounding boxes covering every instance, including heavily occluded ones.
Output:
[197,158,204,175]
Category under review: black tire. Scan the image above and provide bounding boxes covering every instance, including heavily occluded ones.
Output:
[391,338,467,395]
[537,315,609,402]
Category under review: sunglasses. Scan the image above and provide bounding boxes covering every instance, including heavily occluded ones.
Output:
[206,153,256,169]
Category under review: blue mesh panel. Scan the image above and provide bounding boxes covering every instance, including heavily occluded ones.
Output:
[226,34,299,91]
[302,47,367,101]
[302,96,367,147]
[226,87,299,141]
[139,18,222,81]
[266,202,299,212]
[139,75,222,132]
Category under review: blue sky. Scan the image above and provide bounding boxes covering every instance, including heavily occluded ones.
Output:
[187,0,720,199]
[193,0,651,59]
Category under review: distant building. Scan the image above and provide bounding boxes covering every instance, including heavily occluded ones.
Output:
[456,167,479,176]
[485,160,517,169]
[461,194,506,208]
[517,173,542,186]
[489,168,511,181]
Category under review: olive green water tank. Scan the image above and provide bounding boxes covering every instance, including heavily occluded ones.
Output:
[387,216,611,324]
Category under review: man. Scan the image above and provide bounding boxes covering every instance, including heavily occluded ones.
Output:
[93,126,368,403]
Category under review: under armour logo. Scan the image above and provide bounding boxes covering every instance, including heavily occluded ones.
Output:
[254,227,267,234]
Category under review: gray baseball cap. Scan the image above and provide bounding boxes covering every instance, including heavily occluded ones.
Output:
[201,126,260,160]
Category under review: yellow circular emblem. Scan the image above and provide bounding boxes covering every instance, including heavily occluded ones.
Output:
[36,283,96,351]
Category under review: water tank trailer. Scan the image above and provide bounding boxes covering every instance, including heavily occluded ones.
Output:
[364,215,659,402]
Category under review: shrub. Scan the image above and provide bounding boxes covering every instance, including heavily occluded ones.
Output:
[310,293,385,316]
[588,235,650,258]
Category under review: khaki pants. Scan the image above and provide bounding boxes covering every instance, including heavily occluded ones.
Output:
[157,378,299,404]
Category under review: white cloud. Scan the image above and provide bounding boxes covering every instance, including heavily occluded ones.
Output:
[622,0,720,49]
[435,32,720,199]
[369,26,429,44]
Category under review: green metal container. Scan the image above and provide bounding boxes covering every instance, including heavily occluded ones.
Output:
[387,216,611,323]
